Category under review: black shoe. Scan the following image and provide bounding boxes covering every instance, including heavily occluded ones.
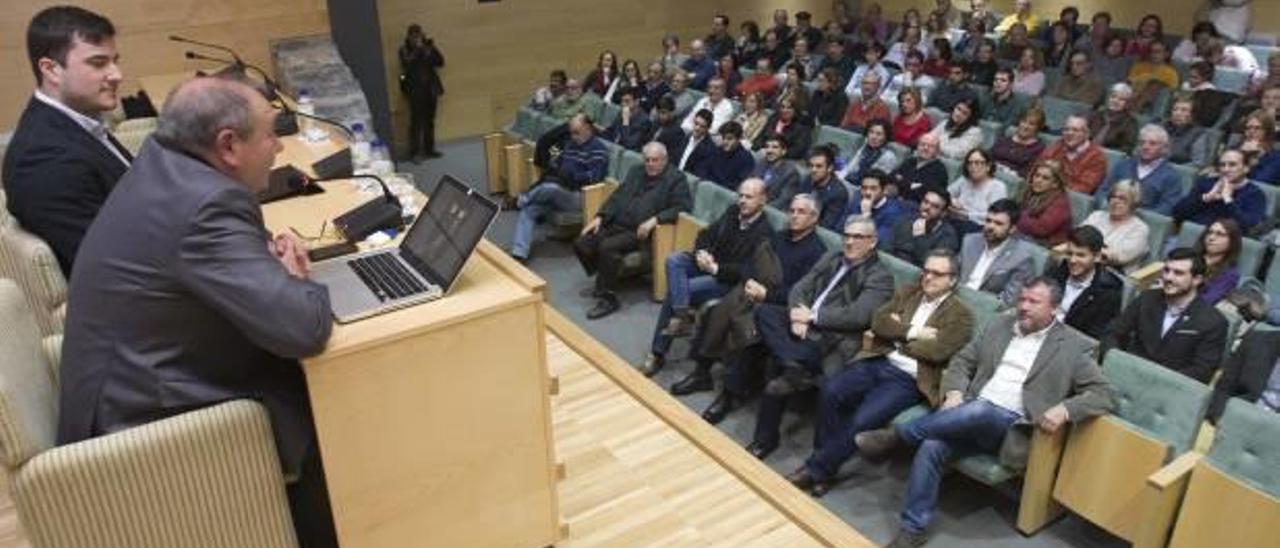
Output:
[745,440,777,460]
[764,367,816,396]
[785,467,816,490]
[425,149,443,158]
[586,294,619,320]
[670,370,713,395]
[854,427,900,460]
[701,392,736,424]
[636,353,665,377]
[508,250,529,264]
[661,309,695,337]
[578,286,602,298]
[886,529,928,548]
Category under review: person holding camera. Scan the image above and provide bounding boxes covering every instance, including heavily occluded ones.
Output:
[399,24,445,161]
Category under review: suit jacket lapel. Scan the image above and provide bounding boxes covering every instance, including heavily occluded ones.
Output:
[1025,323,1064,383]
[36,99,129,176]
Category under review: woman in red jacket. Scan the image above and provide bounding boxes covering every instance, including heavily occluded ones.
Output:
[1017,160,1073,246]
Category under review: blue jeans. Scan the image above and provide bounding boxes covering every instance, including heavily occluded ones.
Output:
[896,399,1019,533]
[651,252,729,356]
[510,182,581,258]
[805,357,922,481]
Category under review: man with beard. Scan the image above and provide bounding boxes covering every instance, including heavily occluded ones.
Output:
[958,198,1036,306]
[803,145,850,232]
[889,184,960,266]
[1044,226,1123,340]
[751,134,802,208]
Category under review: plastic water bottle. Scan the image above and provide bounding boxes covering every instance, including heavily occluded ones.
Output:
[369,139,394,178]
[295,89,323,143]
[350,122,371,171]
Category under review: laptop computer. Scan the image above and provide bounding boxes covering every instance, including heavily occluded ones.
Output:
[310,175,500,323]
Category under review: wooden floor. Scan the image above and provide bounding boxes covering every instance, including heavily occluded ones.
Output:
[0,308,870,548]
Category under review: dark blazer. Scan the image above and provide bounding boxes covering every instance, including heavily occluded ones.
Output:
[1046,260,1124,340]
[1107,288,1228,384]
[753,114,813,160]
[889,215,959,267]
[696,204,774,285]
[598,163,692,229]
[602,110,653,152]
[399,40,445,96]
[673,135,717,179]
[789,251,896,371]
[943,315,1115,468]
[2,98,132,275]
[57,139,332,473]
[1208,329,1280,422]
[863,286,976,406]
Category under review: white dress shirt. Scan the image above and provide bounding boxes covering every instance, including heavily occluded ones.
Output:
[965,238,1008,290]
[681,97,735,134]
[679,134,704,170]
[887,292,950,377]
[979,321,1054,416]
[1056,270,1095,321]
[34,90,130,167]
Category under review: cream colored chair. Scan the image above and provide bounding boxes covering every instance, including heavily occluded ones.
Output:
[0,279,298,548]
[110,117,158,156]
[0,190,67,337]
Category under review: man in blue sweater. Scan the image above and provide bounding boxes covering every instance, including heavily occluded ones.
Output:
[1093,124,1184,214]
[1172,149,1267,234]
[803,145,851,232]
[844,169,909,247]
[702,121,756,190]
[509,114,609,262]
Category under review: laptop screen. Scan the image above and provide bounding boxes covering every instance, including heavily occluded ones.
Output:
[399,175,499,291]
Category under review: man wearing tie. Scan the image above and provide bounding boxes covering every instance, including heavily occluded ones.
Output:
[3,6,131,275]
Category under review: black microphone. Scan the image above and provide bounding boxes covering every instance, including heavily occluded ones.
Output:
[170,35,244,65]
[183,48,300,136]
[313,174,405,242]
[294,110,355,138]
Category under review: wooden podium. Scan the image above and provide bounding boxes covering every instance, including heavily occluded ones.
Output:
[261,159,559,545]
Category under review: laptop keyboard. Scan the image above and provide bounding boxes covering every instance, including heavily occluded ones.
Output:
[347,252,428,301]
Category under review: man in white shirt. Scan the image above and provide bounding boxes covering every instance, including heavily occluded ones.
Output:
[958,199,1037,306]
[681,77,735,134]
[880,51,937,104]
[3,6,130,275]
[857,277,1115,548]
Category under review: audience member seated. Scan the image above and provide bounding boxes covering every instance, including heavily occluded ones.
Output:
[847,42,892,97]
[1040,6,1082,44]
[695,194,829,422]
[927,63,978,115]
[602,88,653,152]
[892,87,934,148]
[958,198,1035,305]
[510,114,609,262]
[1162,95,1212,167]
[674,109,717,175]
[1045,226,1124,339]
[1107,247,1228,383]
[659,33,689,76]
[1239,110,1280,185]
[984,68,1032,130]
[954,15,986,61]
[790,38,822,81]
[992,108,1047,178]
[787,249,975,497]
[1195,218,1244,306]
[529,69,567,112]
[650,96,687,157]
[886,24,929,70]
[923,38,955,79]
[745,217,895,459]
[667,71,697,119]
[1208,328,1280,422]
[882,51,938,106]
[1088,83,1140,152]
[890,184,961,266]
[1043,22,1075,69]
[1073,11,1111,55]
[934,0,966,29]
[892,134,951,203]
[550,79,601,120]
[1095,124,1183,214]
[949,148,1008,232]
[1128,41,1180,113]
[841,71,892,133]
[968,40,999,87]
[1083,180,1152,272]
[997,23,1033,64]
[705,14,736,61]
[713,55,744,99]
[583,50,620,99]
[754,134,802,208]
[575,142,692,320]
[1038,115,1108,194]
[1094,36,1136,89]
[681,39,717,90]
[995,0,1039,35]
[682,77,735,134]
[809,68,850,128]
[1203,37,1261,82]
[773,64,811,112]
[846,169,909,245]
[639,62,670,113]
[803,145,851,231]
[760,30,791,73]
[755,97,812,160]
[1017,160,1073,247]
[4,6,131,275]
[736,20,763,68]
[703,122,755,190]
[1172,149,1266,234]
[738,58,780,103]
[857,276,1114,548]
[839,119,899,187]
[638,178,772,377]
[611,60,644,104]
[819,39,858,87]
[734,92,769,148]
[1171,21,1217,65]
[1049,51,1106,107]
[792,11,825,52]
[1125,14,1164,58]
[928,97,985,160]
[1011,49,1046,98]
[965,0,999,33]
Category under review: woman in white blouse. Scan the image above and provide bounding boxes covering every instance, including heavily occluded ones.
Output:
[1012,48,1046,96]
[926,97,985,160]
[948,148,1007,231]
[1083,179,1151,271]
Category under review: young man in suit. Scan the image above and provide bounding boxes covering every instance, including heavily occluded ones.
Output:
[1209,328,1280,421]
[752,134,801,209]
[3,6,130,275]
[1044,226,1123,340]
[958,198,1037,306]
[1107,247,1228,384]
[673,108,717,177]
[858,277,1115,548]
[788,249,975,497]
[58,77,336,546]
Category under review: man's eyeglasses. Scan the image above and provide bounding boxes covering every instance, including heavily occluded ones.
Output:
[922,268,953,278]
[843,233,875,240]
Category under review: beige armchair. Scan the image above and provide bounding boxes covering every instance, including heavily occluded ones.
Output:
[0,279,299,548]
[0,191,67,337]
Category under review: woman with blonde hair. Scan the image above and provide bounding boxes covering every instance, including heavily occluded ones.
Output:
[1082,179,1151,271]
[1016,160,1073,246]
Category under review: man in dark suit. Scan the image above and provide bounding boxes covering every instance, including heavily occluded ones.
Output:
[958,199,1037,306]
[672,108,717,177]
[745,217,895,458]
[1209,328,1280,422]
[803,145,850,232]
[1107,247,1228,384]
[601,87,652,151]
[1045,226,1123,340]
[889,184,960,267]
[3,6,131,276]
[57,77,336,546]
[399,23,445,161]
[857,277,1115,548]
[753,134,801,209]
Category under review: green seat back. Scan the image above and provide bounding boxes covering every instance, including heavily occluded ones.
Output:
[813,125,864,161]
[940,157,963,184]
[878,251,922,289]
[532,111,561,139]
[1253,181,1280,219]
[511,107,538,138]
[1169,162,1197,196]
[923,107,948,128]
[1266,248,1280,297]
[597,102,621,129]
[1040,96,1092,133]
[1212,67,1252,94]
[1068,190,1094,226]
[763,205,787,231]
[693,181,737,222]
[1206,399,1280,499]
[1101,148,1127,173]
[1021,239,1049,275]
[980,120,1003,149]
[1176,222,1267,280]
[817,226,842,250]
[1102,349,1212,456]
[1135,209,1173,265]
[611,149,644,182]
[956,286,1004,329]
[1001,176,1024,200]
[953,455,1020,485]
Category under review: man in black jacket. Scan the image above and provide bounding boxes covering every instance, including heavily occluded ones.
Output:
[602,87,652,151]
[753,134,802,209]
[399,23,445,161]
[889,184,959,267]
[1107,247,1228,383]
[890,133,950,203]
[1209,328,1280,422]
[575,141,692,319]
[637,178,772,376]
[1045,226,1123,340]
[4,6,130,276]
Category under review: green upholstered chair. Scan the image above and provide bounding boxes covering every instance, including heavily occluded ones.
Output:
[1212,67,1252,94]
[1169,162,1197,196]
[1175,222,1267,281]
[877,251,922,289]
[609,149,644,183]
[691,180,738,223]
[1001,176,1024,201]
[817,226,841,250]
[812,124,864,161]
[1067,190,1094,227]
[1021,239,1050,275]
[508,107,539,139]
[980,120,1003,149]
[597,102,621,129]
[1135,209,1173,265]
[1101,148,1127,174]
[1266,247,1280,297]
[939,157,962,183]
[923,107,948,128]
[763,205,787,231]
[1039,97,1093,133]
[531,110,561,140]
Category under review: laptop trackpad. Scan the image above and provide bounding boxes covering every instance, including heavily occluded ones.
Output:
[313,261,384,320]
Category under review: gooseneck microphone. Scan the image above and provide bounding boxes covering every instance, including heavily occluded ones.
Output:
[173,36,299,136]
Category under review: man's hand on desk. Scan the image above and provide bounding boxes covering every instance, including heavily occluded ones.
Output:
[271,233,311,279]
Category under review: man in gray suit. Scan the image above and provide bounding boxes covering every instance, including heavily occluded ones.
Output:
[57,77,336,546]
[857,277,1115,548]
[958,198,1037,306]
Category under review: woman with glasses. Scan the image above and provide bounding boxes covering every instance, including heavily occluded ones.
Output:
[1195,218,1243,305]
[1083,180,1151,271]
[1238,110,1279,184]
[947,148,1007,232]
[1016,160,1073,246]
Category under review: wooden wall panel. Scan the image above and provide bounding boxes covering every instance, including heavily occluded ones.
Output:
[0,0,329,131]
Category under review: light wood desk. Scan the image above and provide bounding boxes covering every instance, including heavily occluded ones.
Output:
[261,153,558,545]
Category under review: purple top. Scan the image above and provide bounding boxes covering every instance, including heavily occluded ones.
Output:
[991,135,1045,177]
[1200,265,1240,306]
